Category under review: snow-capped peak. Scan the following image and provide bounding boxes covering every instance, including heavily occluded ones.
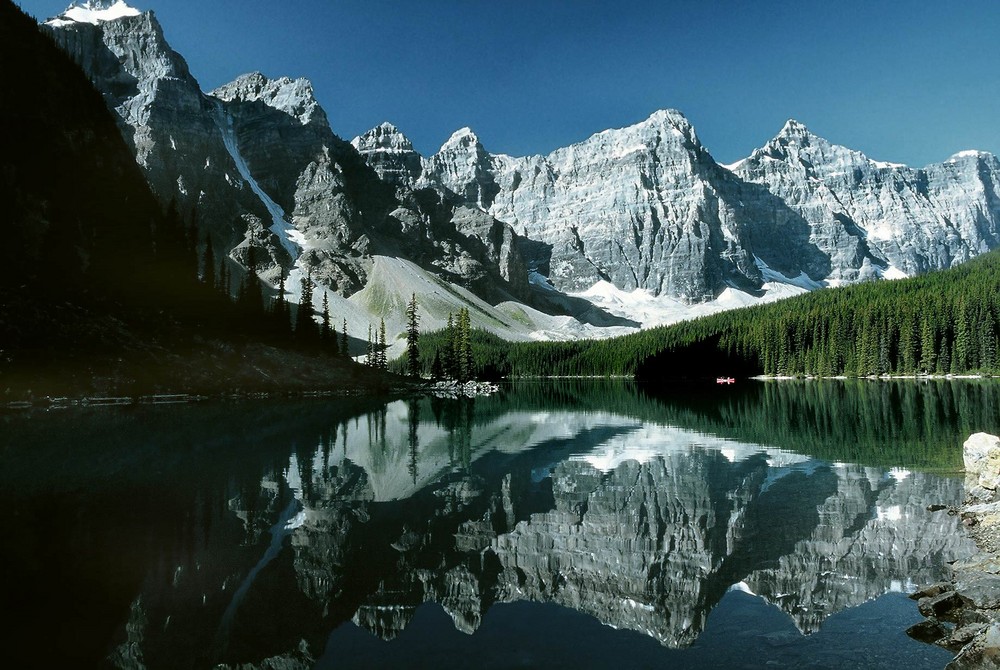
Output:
[777,119,812,138]
[646,108,691,128]
[351,122,416,154]
[439,127,482,153]
[46,0,141,27]
[947,149,993,163]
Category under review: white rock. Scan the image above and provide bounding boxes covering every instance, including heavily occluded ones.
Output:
[964,433,1000,491]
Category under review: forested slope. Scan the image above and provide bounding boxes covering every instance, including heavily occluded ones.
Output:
[413,251,1000,379]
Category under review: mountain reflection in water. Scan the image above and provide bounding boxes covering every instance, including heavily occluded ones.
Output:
[1,380,989,669]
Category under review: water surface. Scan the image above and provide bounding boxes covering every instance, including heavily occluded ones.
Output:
[0,380,991,668]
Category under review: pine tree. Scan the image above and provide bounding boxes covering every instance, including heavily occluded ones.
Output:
[341,319,349,358]
[217,257,229,296]
[430,351,443,380]
[239,246,263,314]
[982,310,998,372]
[296,271,315,340]
[321,290,332,346]
[274,272,289,334]
[378,318,388,370]
[458,308,473,382]
[919,317,936,373]
[445,313,458,379]
[405,293,420,377]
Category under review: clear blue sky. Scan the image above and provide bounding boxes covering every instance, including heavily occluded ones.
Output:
[17,0,1000,166]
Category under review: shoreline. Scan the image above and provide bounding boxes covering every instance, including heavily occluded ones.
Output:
[752,374,996,381]
[908,433,1000,668]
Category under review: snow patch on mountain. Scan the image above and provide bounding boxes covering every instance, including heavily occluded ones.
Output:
[46,1,140,27]
[948,150,994,162]
[565,278,809,332]
[880,265,908,280]
[754,257,824,291]
[213,104,300,259]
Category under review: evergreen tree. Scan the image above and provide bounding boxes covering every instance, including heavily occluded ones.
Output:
[238,246,263,314]
[273,272,289,334]
[217,257,229,297]
[341,319,349,358]
[378,318,388,370]
[445,313,457,379]
[296,271,315,340]
[430,351,443,380]
[919,317,937,373]
[458,308,473,382]
[321,290,332,347]
[982,310,998,371]
[405,293,420,377]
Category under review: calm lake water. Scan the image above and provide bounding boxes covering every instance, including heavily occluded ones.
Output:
[1,380,994,669]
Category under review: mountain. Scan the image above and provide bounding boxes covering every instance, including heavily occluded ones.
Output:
[42,4,584,350]
[1,0,413,398]
[731,120,1000,281]
[39,2,1000,347]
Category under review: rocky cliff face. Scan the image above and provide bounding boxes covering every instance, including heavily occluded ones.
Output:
[733,121,1000,282]
[42,3,266,255]
[420,112,1000,302]
[486,111,767,299]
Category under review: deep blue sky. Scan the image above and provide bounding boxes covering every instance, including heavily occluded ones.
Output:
[18,0,1000,166]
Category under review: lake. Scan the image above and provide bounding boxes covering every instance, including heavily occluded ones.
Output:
[1,379,993,669]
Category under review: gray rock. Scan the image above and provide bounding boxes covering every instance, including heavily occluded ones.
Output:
[956,573,1000,610]
[919,590,966,619]
[947,623,1000,669]
[965,433,1000,492]
[906,619,950,644]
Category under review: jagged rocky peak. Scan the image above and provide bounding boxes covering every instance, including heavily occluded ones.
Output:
[438,126,484,153]
[580,108,703,153]
[752,119,905,172]
[352,122,423,188]
[754,119,831,161]
[46,0,141,27]
[776,118,811,139]
[427,126,499,209]
[211,72,326,126]
[351,122,416,154]
[639,107,699,140]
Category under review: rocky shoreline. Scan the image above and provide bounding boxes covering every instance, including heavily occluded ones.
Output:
[908,433,1000,668]
[426,379,501,398]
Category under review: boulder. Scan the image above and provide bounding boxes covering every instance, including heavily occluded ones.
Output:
[947,623,1000,669]
[964,433,1000,493]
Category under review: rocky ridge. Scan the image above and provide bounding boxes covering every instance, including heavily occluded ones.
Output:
[43,2,538,337]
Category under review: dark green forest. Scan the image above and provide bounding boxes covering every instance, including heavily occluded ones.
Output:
[410,251,1000,380]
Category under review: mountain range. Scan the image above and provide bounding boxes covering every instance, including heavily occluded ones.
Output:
[39,1,1000,353]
